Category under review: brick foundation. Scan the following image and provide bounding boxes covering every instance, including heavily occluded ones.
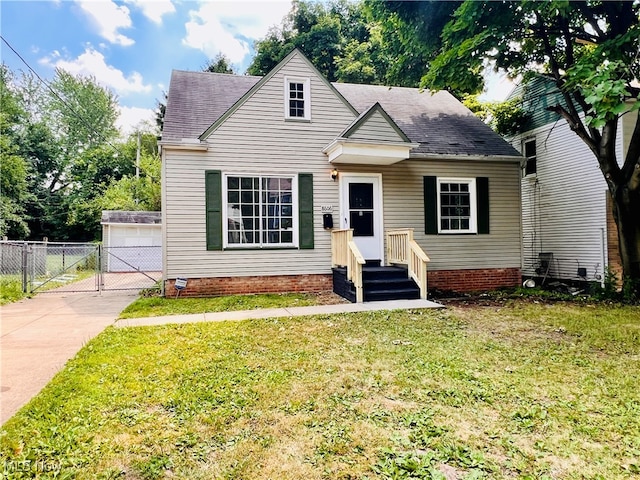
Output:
[165,273,333,298]
[427,267,521,293]
[166,268,521,298]
[606,193,623,287]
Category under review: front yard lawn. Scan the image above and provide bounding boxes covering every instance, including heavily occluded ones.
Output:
[118,292,345,319]
[1,301,639,479]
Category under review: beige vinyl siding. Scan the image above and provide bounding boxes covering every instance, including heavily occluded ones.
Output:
[164,53,355,279]
[337,161,522,271]
[348,111,405,142]
[512,120,609,281]
[621,108,638,160]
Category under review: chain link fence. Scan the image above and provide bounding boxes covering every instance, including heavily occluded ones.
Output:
[0,240,161,294]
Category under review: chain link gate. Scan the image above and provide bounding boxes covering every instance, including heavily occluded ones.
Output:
[0,241,161,294]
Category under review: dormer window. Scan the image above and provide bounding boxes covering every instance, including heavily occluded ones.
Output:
[284,77,310,120]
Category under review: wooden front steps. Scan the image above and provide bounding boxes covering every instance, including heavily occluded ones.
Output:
[332,261,421,303]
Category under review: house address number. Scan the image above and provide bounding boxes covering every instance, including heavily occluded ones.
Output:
[321,205,333,213]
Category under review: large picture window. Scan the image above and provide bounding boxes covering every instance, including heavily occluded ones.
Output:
[438,178,477,233]
[224,175,296,247]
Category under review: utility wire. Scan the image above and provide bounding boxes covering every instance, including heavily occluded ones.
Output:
[1,35,153,171]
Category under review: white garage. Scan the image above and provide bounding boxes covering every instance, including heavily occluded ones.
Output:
[101,211,162,272]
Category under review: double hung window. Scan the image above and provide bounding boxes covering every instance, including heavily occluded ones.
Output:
[284,77,310,120]
[437,178,478,234]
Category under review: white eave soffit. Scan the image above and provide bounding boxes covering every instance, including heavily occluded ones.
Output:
[323,138,419,165]
[158,138,208,151]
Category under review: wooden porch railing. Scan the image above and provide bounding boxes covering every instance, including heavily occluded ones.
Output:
[331,229,366,302]
[386,228,430,299]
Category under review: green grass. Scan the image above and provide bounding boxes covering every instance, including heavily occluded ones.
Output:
[118,292,326,319]
[0,270,97,305]
[1,301,639,479]
[0,277,26,305]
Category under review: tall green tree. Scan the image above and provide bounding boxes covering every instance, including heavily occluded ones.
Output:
[421,0,640,297]
[248,0,379,83]
[203,53,236,74]
[363,0,461,87]
[0,66,33,238]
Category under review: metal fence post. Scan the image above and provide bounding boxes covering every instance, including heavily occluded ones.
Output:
[97,244,103,293]
[21,243,28,293]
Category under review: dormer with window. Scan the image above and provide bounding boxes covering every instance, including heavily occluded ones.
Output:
[284,77,311,121]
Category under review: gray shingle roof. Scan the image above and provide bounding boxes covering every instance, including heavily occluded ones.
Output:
[162,69,521,158]
[162,70,260,142]
[101,211,161,224]
[333,83,520,157]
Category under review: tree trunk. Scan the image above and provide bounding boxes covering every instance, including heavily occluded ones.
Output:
[610,183,640,297]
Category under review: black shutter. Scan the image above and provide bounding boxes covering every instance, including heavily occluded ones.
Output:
[205,170,222,250]
[424,176,438,234]
[476,177,490,234]
[298,173,314,249]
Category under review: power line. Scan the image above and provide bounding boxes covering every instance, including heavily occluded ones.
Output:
[0,35,145,164]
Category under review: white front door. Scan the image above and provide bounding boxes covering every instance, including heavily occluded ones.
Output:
[340,174,384,262]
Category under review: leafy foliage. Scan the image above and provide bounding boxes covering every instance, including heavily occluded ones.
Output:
[2,66,160,241]
[247,0,460,87]
[463,95,530,136]
[202,53,236,74]
[421,0,640,297]
[0,66,34,238]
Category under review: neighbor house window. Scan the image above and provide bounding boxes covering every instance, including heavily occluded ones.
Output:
[284,77,310,120]
[224,175,296,247]
[523,138,537,176]
[437,178,477,233]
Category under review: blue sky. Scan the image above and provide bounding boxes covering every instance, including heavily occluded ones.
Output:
[1,0,295,133]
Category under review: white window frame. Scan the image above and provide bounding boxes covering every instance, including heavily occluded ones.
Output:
[284,76,311,121]
[222,173,298,248]
[523,137,537,177]
[437,177,477,234]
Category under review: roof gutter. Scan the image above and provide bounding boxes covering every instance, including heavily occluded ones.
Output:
[409,153,523,163]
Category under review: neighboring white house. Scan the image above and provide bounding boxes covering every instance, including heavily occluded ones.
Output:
[100,211,162,272]
[159,49,524,300]
[508,75,635,285]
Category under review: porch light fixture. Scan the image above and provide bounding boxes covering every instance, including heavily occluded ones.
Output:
[331,168,338,181]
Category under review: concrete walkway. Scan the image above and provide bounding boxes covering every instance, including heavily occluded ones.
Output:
[0,291,138,425]
[116,298,443,328]
[1,293,441,426]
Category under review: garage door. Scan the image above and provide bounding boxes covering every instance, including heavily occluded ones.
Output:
[106,226,162,272]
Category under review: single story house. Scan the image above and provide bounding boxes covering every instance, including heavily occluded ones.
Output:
[160,49,523,301]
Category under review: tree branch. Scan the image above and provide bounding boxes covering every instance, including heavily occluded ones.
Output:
[547,104,598,156]
[623,112,640,190]
[536,14,601,148]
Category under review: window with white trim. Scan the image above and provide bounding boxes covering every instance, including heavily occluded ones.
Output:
[284,77,310,120]
[438,178,477,233]
[523,138,537,176]
[224,175,297,247]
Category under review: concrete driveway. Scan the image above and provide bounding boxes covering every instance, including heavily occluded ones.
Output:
[0,290,138,425]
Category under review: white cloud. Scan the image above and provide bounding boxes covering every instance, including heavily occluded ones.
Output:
[76,0,134,46]
[40,47,152,96]
[125,0,175,25]
[117,105,156,135]
[183,1,292,64]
